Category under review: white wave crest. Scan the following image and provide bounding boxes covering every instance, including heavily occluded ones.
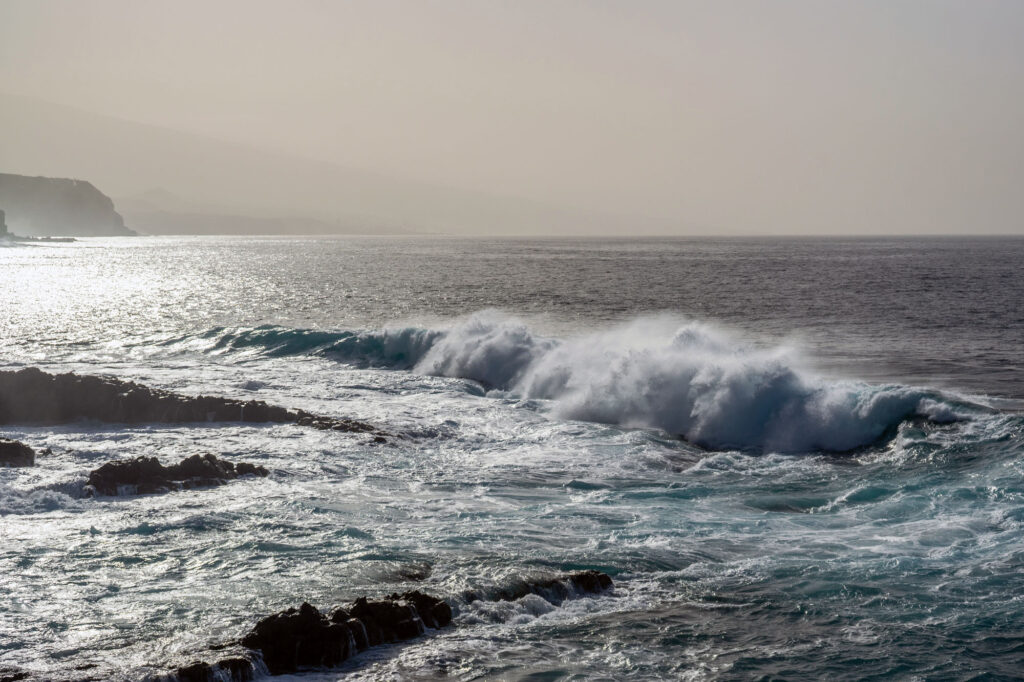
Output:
[411,311,958,454]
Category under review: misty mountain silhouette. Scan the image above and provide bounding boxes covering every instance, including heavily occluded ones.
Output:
[0,92,651,236]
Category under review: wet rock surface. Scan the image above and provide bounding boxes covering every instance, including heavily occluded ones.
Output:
[86,454,268,496]
[0,368,386,438]
[171,572,612,680]
[0,439,35,467]
[294,413,379,434]
[175,656,259,682]
[214,591,451,677]
[0,368,295,425]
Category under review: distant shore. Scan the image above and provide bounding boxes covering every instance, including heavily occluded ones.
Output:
[0,233,76,243]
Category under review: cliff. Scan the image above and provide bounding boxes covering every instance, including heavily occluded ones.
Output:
[0,172,135,236]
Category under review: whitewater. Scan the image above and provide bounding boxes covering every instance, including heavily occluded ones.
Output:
[2,236,1023,680]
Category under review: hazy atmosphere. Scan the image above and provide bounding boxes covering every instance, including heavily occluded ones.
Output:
[5,4,1024,682]
[3,0,1023,235]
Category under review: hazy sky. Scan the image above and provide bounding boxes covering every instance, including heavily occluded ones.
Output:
[2,0,1024,234]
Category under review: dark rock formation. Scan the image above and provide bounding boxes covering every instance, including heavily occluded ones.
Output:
[294,414,378,435]
[240,601,355,674]
[0,173,135,237]
[176,591,452,679]
[171,573,612,680]
[0,368,295,425]
[176,656,257,682]
[0,439,34,467]
[0,368,387,439]
[392,590,453,630]
[86,454,268,496]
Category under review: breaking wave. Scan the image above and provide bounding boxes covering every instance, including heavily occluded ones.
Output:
[166,312,982,454]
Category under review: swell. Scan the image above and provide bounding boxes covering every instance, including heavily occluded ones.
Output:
[153,311,988,454]
[156,324,442,369]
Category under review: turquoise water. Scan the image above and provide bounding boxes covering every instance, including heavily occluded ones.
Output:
[1,236,1023,680]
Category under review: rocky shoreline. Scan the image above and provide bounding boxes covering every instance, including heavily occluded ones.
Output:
[174,570,613,682]
[0,366,618,680]
[0,571,616,681]
[0,367,389,439]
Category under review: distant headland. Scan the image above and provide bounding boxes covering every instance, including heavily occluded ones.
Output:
[0,172,135,238]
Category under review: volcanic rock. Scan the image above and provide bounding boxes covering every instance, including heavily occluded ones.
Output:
[0,368,388,438]
[239,591,451,675]
[86,453,268,496]
[0,368,294,425]
[0,439,34,467]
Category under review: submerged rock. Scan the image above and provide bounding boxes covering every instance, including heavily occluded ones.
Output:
[86,454,268,496]
[0,439,34,467]
[175,657,257,682]
[0,368,388,438]
[466,570,614,605]
[294,413,378,434]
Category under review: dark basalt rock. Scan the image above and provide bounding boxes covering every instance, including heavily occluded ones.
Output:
[394,590,453,630]
[240,602,353,674]
[294,413,389,441]
[0,368,388,437]
[0,439,35,467]
[0,669,29,682]
[348,595,424,646]
[86,453,268,496]
[170,576,611,679]
[0,368,295,425]
[176,658,255,682]
[237,591,451,676]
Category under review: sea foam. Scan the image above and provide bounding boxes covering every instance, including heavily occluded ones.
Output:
[180,311,970,454]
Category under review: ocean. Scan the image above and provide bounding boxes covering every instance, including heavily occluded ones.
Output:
[2,235,1023,680]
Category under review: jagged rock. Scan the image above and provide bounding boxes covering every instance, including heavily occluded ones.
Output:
[176,656,257,682]
[394,590,453,630]
[86,454,268,496]
[348,596,424,646]
[566,569,614,594]
[295,413,387,440]
[240,602,354,675]
[237,591,451,676]
[0,439,34,467]
[169,575,610,678]
[0,368,387,437]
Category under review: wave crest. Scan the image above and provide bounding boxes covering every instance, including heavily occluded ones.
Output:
[168,312,972,454]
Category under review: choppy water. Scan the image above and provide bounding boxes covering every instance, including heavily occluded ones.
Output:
[2,236,1024,680]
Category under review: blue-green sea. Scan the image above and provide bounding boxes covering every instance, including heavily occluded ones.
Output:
[2,236,1023,680]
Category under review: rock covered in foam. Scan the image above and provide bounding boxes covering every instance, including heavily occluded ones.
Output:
[294,413,389,440]
[86,454,268,496]
[0,439,34,467]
